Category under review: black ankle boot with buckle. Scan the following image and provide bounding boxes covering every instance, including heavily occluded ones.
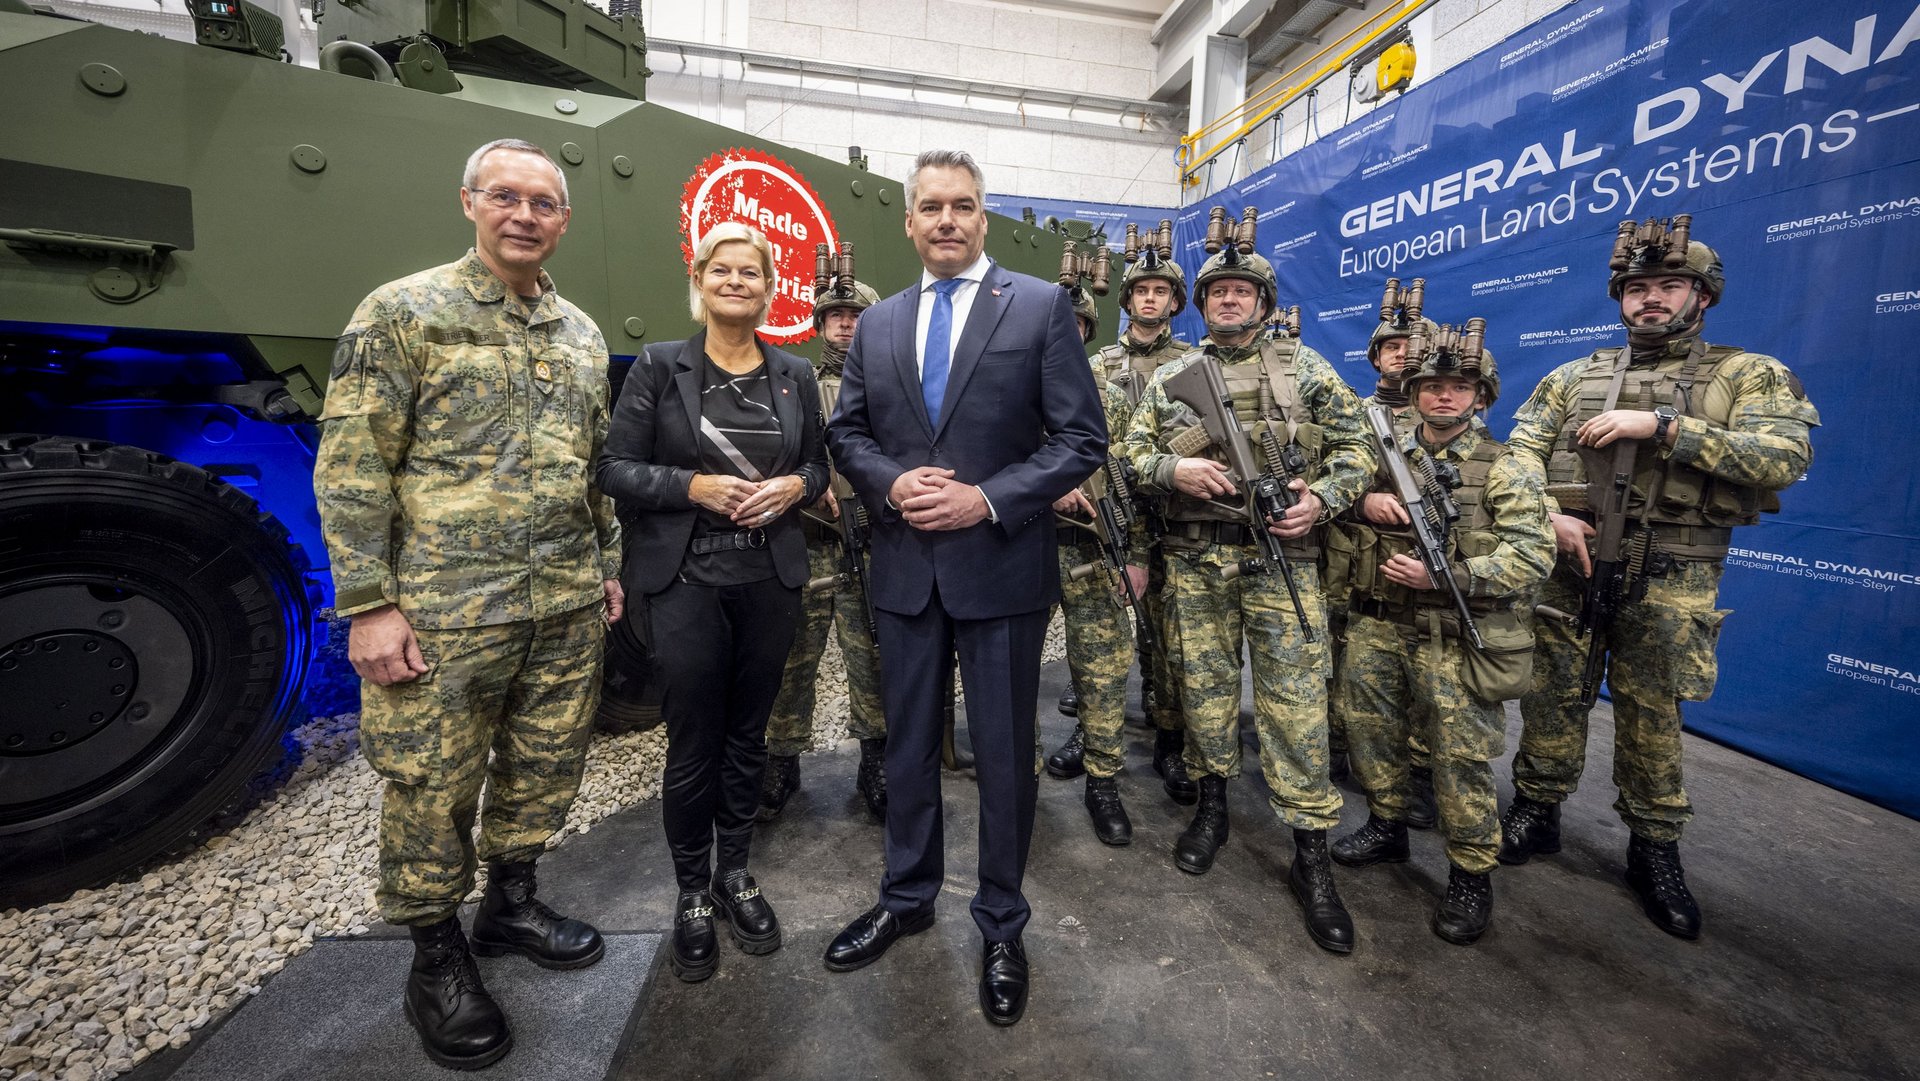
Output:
[405,916,511,1070]
[470,860,604,970]
[710,868,783,954]
[670,889,719,982]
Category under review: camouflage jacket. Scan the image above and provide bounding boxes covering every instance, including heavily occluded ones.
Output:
[1122,334,1375,520]
[314,250,621,629]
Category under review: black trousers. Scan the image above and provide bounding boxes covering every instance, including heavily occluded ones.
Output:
[650,574,802,892]
[877,585,1048,942]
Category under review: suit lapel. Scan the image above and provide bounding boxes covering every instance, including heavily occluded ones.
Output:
[767,349,802,474]
[674,330,705,454]
[891,288,935,440]
[932,261,1011,440]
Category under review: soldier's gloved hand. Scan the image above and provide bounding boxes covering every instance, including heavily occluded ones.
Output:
[1360,492,1411,526]
[1172,457,1235,499]
[1268,479,1322,541]
[1549,512,1597,577]
[602,578,625,624]
[348,605,429,686]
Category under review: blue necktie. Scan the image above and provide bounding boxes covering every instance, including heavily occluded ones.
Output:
[922,277,964,426]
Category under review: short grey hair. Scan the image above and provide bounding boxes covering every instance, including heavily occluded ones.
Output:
[462,139,569,206]
[905,149,986,209]
[688,221,778,325]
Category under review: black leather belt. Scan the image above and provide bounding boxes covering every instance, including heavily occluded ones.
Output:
[690,528,768,555]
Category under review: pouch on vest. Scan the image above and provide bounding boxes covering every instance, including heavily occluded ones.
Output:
[1458,606,1536,705]
[1322,521,1377,599]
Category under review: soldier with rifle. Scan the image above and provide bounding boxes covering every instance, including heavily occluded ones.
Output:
[1498,215,1818,939]
[1325,326,1553,945]
[761,244,888,821]
[1121,207,1374,954]
[1045,219,1200,811]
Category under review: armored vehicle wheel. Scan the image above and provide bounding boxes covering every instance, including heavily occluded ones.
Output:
[594,606,664,735]
[0,436,312,910]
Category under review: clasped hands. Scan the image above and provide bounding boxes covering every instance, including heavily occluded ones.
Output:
[891,466,989,531]
[690,473,808,525]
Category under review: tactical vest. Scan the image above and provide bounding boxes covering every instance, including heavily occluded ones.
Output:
[1545,341,1774,560]
[1159,337,1326,558]
[1099,337,1190,406]
[1341,430,1506,613]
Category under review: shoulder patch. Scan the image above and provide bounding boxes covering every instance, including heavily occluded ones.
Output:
[329,333,361,381]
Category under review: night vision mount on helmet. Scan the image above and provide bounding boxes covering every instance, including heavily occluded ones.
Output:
[1058,239,1112,345]
[1368,277,1434,366]
[1192,206,1279,338]
[1402,317,1500,425]
[1119,218,1187,325]
[812,243,878,325]
[1607,214,1723,338]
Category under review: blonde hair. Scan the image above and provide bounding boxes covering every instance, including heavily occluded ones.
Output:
[688,222,777,325]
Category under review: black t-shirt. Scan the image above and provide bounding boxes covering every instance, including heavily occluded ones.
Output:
[682,354,783,586]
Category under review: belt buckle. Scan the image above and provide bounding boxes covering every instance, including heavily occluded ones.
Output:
[743,527,768,549]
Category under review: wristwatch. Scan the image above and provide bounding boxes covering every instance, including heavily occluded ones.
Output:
[1652,405,1677,444]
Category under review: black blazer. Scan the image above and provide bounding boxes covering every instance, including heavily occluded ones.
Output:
[596,330,830,596]
[826,260,1107,620]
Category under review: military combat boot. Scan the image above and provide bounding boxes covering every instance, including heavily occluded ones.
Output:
[1057,686,1080,717]
[470,860,605,969]
[1625,835,1702,940]
[1432,864,1493,945]
[1083,775,1133,846]
[669,889,719,982]
[1405,765,1438,830]
[756,754,800,822]
[1152,727,1199,805]
[405,916,511,1070]
[1496,795,1561,865]
[1045,724,1086,779]
[854,737,887,820]
[1289,829,1356,954]
[1173,775,1230,874]
[1328,748,1351,786]
[1331,813,1410,867]
[710,868,782,954]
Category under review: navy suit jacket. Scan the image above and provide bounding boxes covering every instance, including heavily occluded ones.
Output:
[826,260,1106,620]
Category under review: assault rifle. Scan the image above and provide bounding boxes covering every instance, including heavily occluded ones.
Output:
[804,490,880,648]
[1365,405,1484,650]
[1066,458,1157,653]
[1163,353,1315,640]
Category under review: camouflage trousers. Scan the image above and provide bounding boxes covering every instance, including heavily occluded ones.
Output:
[767,541,885,756]
[1057,537,1134,778]
[1166,544,1340,831]
[1142,546,1184,734]
[1329,603,1432,767]
[360,604,603,926]
[1515,559,1727,842]
[1341,612,1503,873]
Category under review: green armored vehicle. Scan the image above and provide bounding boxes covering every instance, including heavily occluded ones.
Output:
[0,0,1106,907]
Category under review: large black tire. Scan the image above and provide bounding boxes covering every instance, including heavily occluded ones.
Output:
[0,436,312,910]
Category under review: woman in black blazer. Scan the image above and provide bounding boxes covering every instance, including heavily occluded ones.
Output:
[595,222,830,983]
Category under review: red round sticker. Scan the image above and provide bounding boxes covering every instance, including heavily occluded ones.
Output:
[681,148,840,345]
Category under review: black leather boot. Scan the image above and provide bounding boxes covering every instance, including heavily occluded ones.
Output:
[1289,829,1356,954]
[470,860,604,970]
[710,868,783,954]
[1496,795,1562,865]
[756,754,800,823]
[1626,835,1702,940]
[1405,765,1438,830]
[405,917,511,1070]
[1328,748,1351,786]
[1432,864,1493,945]
[1045,724,1086,779]
[1153,728,1199,805]
[1173,775,1230,874]
[855,737,888,820]
[1057,686,1080,717]
[1084,775,1133,846]
[1331,813,1410,867]
[670,889,719,982]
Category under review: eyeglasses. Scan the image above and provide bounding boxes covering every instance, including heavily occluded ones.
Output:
[470,187,568,219]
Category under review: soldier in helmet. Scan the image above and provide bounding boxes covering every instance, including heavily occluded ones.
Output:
[761,247,888,821]
[1496,215,1818,939]
[1122,207,1374,953]
[1326,328,1554,945]
[1046,220,1200,812]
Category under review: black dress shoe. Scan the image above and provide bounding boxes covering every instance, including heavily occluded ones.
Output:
[979,938,1029,1026]
[469,860,605,970]
[669,890,719,983]
[1045,724,1086,779]
[710,869,782,955]
[823,904,935,972]
[1084,775,1133,846]
[405,917,511,1070]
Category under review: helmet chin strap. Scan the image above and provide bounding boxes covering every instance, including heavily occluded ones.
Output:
[1205,299,1271,341]
[1419,409,1471,432]
[1622,281,1706,342]
[1128,309,1170,329]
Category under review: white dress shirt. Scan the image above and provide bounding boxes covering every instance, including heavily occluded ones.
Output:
[912,251,991,376]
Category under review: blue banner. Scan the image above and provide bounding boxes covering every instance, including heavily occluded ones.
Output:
[1170,0,1920,817]
[984,194,1177,240]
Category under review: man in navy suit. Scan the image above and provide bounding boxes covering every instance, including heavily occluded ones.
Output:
[822,149,1106,1026]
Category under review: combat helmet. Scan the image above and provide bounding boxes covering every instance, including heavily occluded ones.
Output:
[1118,218,1187,326]
[1369,277,1439,370]
[812,242,878,327]
[1056,239,1111,346]
[1069,285,1100,344]
[1191,206,1278,337]
[1402,318,1498,428]
[1605,214,1723,337]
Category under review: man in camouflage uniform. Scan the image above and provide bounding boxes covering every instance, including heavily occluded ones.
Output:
[1327,336,1554,945]
[762,269,888,822]
[1497,216,1818,940]
[1046,224,1200,810]
[1122,211,1374,953]
[314,139,622,1069]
